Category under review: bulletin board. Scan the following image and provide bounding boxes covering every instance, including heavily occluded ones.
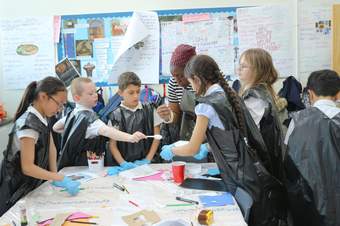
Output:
[56,7,239,86]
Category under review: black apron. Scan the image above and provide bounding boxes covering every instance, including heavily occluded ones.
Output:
[243,85,285,182]
[285,108,340,226]
[0,112,50,216]
[58,110,107,170]
[107,103,155,165]
[198,91,287,226]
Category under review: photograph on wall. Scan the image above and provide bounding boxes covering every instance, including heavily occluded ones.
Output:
[55,58,80,86]
[63,19,77,29]
[76,40,93,56]
[111,19,128,36]
[88,19,104,40]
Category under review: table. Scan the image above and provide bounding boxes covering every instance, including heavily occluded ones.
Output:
[0,163,247,226]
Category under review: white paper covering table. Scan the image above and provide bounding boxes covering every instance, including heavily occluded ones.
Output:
[0,163,247,226]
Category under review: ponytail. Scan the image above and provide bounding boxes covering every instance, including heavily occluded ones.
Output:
[216,71,247,136]
[14,81,37,120]
[14,76,66,121]
[184,54,247,136]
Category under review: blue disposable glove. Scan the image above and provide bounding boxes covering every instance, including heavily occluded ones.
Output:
[134,158,151,166]
[119,161,137,171]
[52,176,73,188]
[193,143,209,160]
[52,176,80,196]
[160,144,175,161]
[64,181,80,196]
[107,166,122,176]
[207,168,220,176]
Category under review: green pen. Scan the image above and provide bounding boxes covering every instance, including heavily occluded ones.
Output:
[60,188,85,192]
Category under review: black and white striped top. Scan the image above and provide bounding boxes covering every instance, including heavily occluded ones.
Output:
[168,75,232,103]
[168,78,194,103]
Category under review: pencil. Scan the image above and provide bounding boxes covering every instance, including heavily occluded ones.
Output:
[128,200,139,207]
[166,203,194,207]
[68,220,97,225]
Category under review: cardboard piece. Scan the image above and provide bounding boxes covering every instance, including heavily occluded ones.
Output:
[122,210,161,226]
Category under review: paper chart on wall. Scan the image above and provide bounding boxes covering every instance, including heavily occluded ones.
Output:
[0,16,55,90]
[237,5,296,77]
[160,12,236,77]
[108,11,160,84]
[297,0,337,84]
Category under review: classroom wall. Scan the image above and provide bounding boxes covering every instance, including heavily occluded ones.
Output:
[0,0,296,117]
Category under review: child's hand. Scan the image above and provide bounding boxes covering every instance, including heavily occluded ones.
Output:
[193,143,209,160]
[134,158,151,166]
[129,131,146,143]
[160,144,175,161]
[107,166,122,176]
[120,161,137,170]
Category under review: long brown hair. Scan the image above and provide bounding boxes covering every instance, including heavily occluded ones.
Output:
[239,48,278,99]
[184,54,246,135]
[14,76,66,120]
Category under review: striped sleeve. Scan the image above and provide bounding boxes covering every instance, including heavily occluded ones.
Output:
[168,78,182,103]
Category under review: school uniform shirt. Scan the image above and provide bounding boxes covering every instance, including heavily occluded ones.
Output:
[284,99,340,144]
[55,104,105,139]
[195,84,225,130]
[244,97,268,128]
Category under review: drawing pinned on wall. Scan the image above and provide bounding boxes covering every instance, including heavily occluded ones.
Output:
[111,19,128,36]
[315,20,331,34]
[89,19,104,40]
[16,44,39,56]
[255,26,279,52]
[76,40,93,57]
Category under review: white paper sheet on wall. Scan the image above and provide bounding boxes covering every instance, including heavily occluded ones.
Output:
[160,12,236,77]
[237,5,296,78]
[108,11,160,84]
[297,0,340,84]
[0,17,55,90]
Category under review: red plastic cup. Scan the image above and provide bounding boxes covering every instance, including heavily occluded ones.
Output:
[172,161,186,184]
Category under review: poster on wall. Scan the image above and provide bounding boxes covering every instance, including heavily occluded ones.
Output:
[297,0,340,84]
[0,17,55,90]
[160,12,238,78]
[237,5,296,78]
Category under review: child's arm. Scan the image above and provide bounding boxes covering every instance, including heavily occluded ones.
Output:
[52,116,66,133]
[108,139,125,164]
[172,115,209,156]
[145,125,161,161]
[98,123,146,143]
[20,137,63,181]
[48,133,58,173]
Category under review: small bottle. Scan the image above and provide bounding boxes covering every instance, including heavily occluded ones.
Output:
[18,200,28,226]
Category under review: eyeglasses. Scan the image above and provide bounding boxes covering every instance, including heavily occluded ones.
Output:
[49,96,65,111]
[238,64,251,71]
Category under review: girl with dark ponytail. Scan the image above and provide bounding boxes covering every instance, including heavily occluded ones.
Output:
[0,76,80,216]
[160,55,287,226]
